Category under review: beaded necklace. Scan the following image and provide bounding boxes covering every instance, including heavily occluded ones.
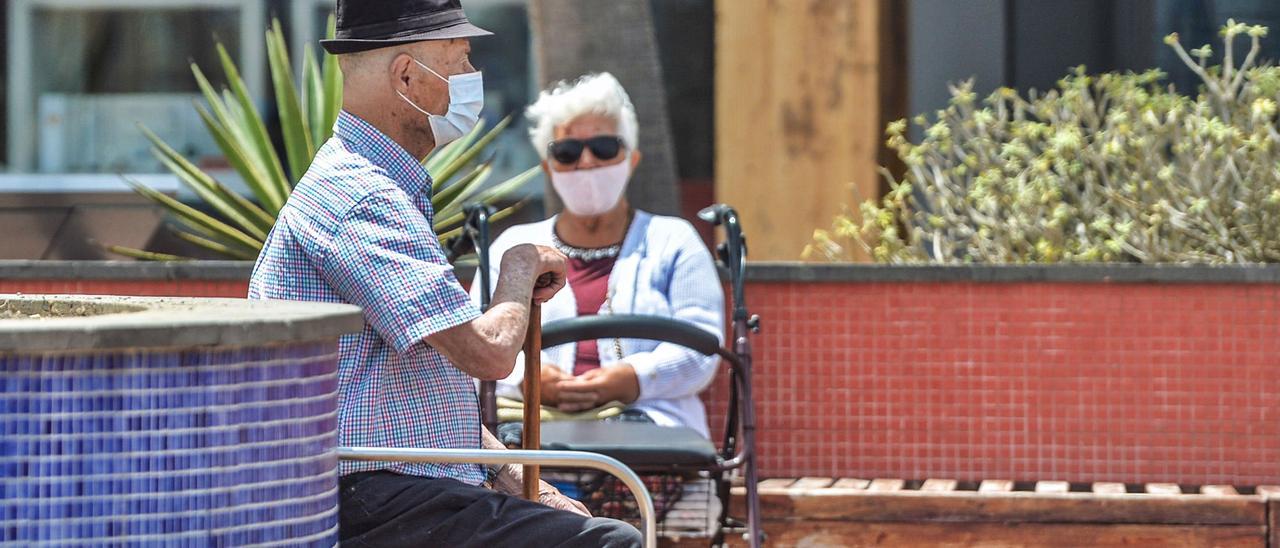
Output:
[550,210,633,261]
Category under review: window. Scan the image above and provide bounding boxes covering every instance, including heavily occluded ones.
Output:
[6,0,265,174]
[1155,0,1280,91]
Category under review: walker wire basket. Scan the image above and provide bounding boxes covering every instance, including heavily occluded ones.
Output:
[544,469,720,539]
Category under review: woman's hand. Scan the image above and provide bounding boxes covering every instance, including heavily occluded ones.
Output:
[533,364,620,412]
[539,364,568,405]
[555,365,640,412]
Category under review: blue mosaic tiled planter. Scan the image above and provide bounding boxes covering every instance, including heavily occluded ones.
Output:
[0,295,362,546]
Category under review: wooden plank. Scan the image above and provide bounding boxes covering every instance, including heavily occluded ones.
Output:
[658,538,711,548]
[756,478,798,493]
[1201,485,1240,497]
[1093,482,1127,495]
[715,0,895,260]
[1036,481,1070,494]
[1261,488,1280,548]
[1256,485,1280,499]
[791,477,835,491]
[751,478,800,518]
[866,478,905,492]
[1146,483,1182,495]
[1268,495,1279,548]
[979,479,1014,493]
[730,486,1266,525]
[831,478,870,490]
[920,479,958,492]
[723,522,1266,547]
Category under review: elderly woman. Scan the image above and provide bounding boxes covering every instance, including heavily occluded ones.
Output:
[474,72,724,439]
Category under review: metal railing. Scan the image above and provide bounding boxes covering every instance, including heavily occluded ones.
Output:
[338,447,657,548]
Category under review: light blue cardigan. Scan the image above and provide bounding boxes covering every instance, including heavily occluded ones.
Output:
[471,210,725,437]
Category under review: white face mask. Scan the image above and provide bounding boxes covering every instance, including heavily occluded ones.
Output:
[396,57,483,147]
[549,154,632,216]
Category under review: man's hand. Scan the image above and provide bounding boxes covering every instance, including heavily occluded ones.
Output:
[501,244,567,304]
[538,481,591,517]
[490,462,590,517]
[555,365,641,412]
[423,247,566,381]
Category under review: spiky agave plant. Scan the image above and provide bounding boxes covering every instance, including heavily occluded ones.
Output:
[113,16,532,260]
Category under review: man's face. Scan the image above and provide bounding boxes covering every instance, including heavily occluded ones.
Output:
[400,38,475,117]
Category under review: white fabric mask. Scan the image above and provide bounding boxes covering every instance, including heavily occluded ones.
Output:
[549,155,632,216]
[396,57,483,147]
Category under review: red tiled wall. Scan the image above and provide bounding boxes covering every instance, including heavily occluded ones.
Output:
[9,277,1278,485]
[701,281,1280,485]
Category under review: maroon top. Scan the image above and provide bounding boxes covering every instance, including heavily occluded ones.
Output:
[567,255,617,376]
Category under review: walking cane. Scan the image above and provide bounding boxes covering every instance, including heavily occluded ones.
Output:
[522,300,543,500]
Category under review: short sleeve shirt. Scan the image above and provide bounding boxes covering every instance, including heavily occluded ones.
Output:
[248,111,484,484]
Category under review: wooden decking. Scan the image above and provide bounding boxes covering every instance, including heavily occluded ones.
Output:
[712,478,1280,547]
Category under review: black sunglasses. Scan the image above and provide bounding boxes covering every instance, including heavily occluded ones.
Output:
[547,136,625,165]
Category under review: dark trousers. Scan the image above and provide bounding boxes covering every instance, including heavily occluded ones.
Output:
[339,471,643,547]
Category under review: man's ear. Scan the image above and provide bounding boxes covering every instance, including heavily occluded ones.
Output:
[629,150,643,170]
[389,53,414,92]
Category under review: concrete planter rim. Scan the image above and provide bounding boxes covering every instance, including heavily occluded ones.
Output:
[0,294,363,352]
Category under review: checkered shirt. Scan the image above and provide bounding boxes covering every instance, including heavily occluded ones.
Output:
[249,111,484,484]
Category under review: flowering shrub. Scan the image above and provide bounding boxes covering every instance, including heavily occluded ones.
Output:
[810,20,1280,264]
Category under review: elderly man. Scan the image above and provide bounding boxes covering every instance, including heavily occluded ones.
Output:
[248,1,643,546]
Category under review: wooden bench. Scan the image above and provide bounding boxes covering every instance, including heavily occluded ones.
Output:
[705,479,1280,547]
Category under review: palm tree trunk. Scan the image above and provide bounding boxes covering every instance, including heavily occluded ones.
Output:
[528,0,681,216]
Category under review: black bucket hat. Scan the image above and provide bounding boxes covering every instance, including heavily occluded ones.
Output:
[321,0,493,55]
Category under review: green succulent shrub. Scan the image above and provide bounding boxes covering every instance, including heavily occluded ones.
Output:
[112,17,530,260]
[810,20,1280,264]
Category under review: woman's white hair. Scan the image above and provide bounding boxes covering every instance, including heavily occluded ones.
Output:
[526,72,639,160]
